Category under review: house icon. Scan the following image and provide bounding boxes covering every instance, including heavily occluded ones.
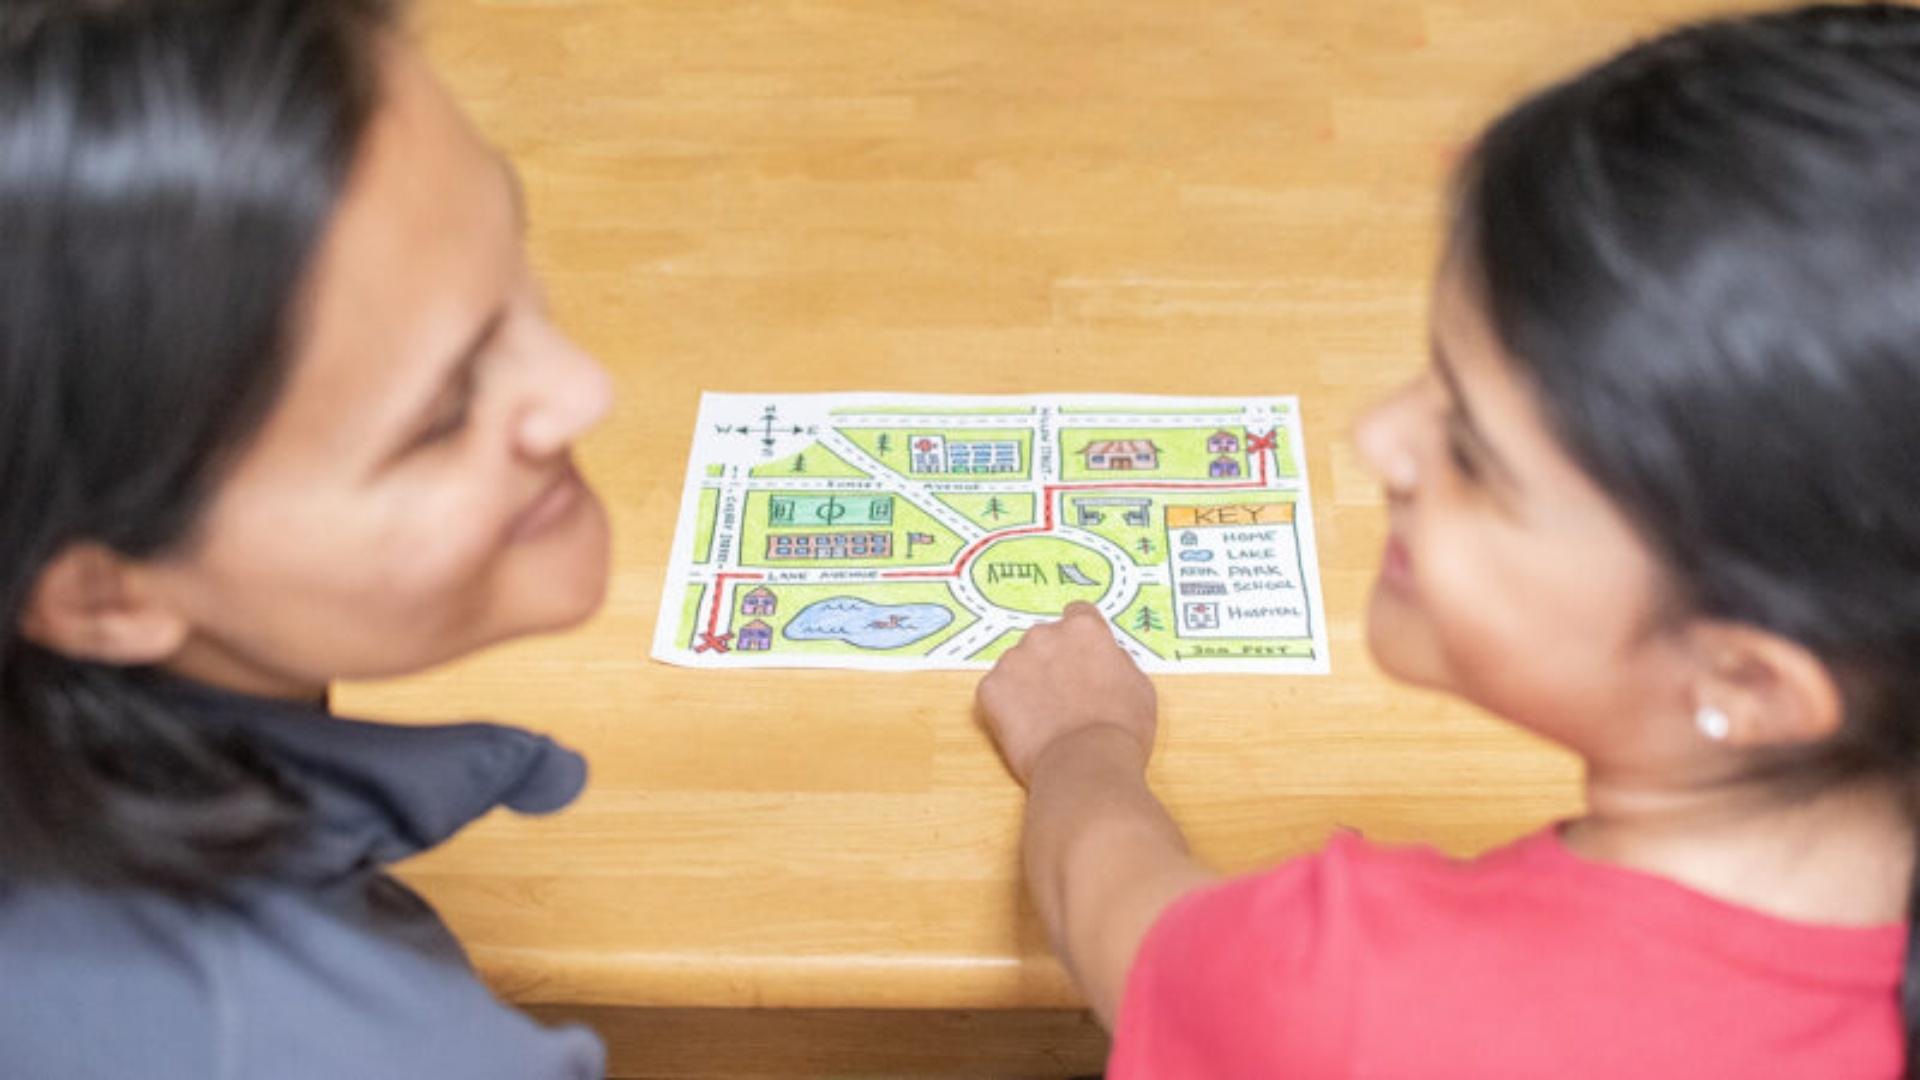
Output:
[1083,440,1159,471]
[1207,430,1240,454]
[742,586,777,616]
[1210,455,1241,478]
[738,620,774,651]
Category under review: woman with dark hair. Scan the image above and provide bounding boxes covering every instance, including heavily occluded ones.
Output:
[980,5,1920,1077]
[1,1,610,1075]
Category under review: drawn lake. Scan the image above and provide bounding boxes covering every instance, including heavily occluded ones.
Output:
[783,597,954,650]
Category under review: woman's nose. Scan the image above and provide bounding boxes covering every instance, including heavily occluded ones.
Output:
[515,332,614,460]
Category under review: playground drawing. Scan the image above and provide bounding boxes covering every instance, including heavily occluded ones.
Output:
[652,393,1330,673]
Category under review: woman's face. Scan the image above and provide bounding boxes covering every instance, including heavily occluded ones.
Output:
[146,43,613,698]
[1353,254,1696,763]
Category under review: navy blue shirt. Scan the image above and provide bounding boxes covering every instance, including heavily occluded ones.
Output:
[0,680,606,1079]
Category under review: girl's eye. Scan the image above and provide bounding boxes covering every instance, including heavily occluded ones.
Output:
[1443,412,1481,480]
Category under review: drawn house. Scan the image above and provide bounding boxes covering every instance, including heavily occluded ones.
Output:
[1207,430,1241,454]
[1210,455,1242,478]
[741,586,777,616]
[1083,440,1158,471]
[738,620,774,651]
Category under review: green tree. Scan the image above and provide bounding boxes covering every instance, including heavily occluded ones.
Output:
[876,433,893,456]
[791,453,808,474]
[1133,608,1164,633]
[984,496,1006,520]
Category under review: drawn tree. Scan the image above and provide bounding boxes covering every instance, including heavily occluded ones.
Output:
[876,433,893,457]
[984,496,1007,520]
[1133,608,1164,633]
[791,453,809,474]
[1136,537,1155,556]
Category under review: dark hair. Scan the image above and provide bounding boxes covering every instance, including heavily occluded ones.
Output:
[1458,3,1920,1073]
[0,0,397,893]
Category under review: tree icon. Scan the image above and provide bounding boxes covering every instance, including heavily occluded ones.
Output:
[1133,608,1164,633]
[1136,537,1154,556]
[876,433,893,456]
[791,453,809,474]
[984,496,1007,521]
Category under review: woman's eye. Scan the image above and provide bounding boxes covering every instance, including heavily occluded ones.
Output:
[417,399,470,445]
[414,369,478,449]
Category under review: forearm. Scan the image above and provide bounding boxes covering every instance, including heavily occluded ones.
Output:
[1022,724,1217,1027]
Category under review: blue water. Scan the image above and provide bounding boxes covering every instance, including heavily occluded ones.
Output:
[783,597,955,650]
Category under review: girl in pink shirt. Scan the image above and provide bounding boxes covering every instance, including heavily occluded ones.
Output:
[977,5,1920,1077]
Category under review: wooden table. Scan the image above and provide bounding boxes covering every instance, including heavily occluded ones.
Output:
[337,1,1724,1074]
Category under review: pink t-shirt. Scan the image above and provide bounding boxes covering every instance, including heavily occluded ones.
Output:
[1110,827,1905,1079]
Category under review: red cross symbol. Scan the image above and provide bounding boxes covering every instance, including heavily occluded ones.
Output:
[1247,430,1278,453]
[695,632,733,654]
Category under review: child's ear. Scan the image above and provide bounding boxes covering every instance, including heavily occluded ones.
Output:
[1687,621,1843,748]
[17,542,191,665]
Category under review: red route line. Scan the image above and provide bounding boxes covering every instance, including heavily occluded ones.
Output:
[706,571,768,636]
[882,438,1280,580]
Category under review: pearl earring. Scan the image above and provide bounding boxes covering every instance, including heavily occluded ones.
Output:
[1696,705,1731,742]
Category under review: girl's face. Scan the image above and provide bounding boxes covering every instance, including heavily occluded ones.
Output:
[1354,255,1696,764]
[144,45,613,698]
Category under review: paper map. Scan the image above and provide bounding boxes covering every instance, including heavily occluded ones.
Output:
[652,393,1329,674]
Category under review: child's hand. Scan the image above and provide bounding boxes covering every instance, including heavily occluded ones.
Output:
[976,602,1158,787]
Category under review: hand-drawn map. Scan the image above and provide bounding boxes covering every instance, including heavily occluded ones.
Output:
[652,394,1329,674]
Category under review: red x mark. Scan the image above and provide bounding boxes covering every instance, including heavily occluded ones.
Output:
[695,632,733,654]
[1247,430,1278,453]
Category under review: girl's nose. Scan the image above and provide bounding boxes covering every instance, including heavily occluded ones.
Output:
[1352,379,1424,499]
